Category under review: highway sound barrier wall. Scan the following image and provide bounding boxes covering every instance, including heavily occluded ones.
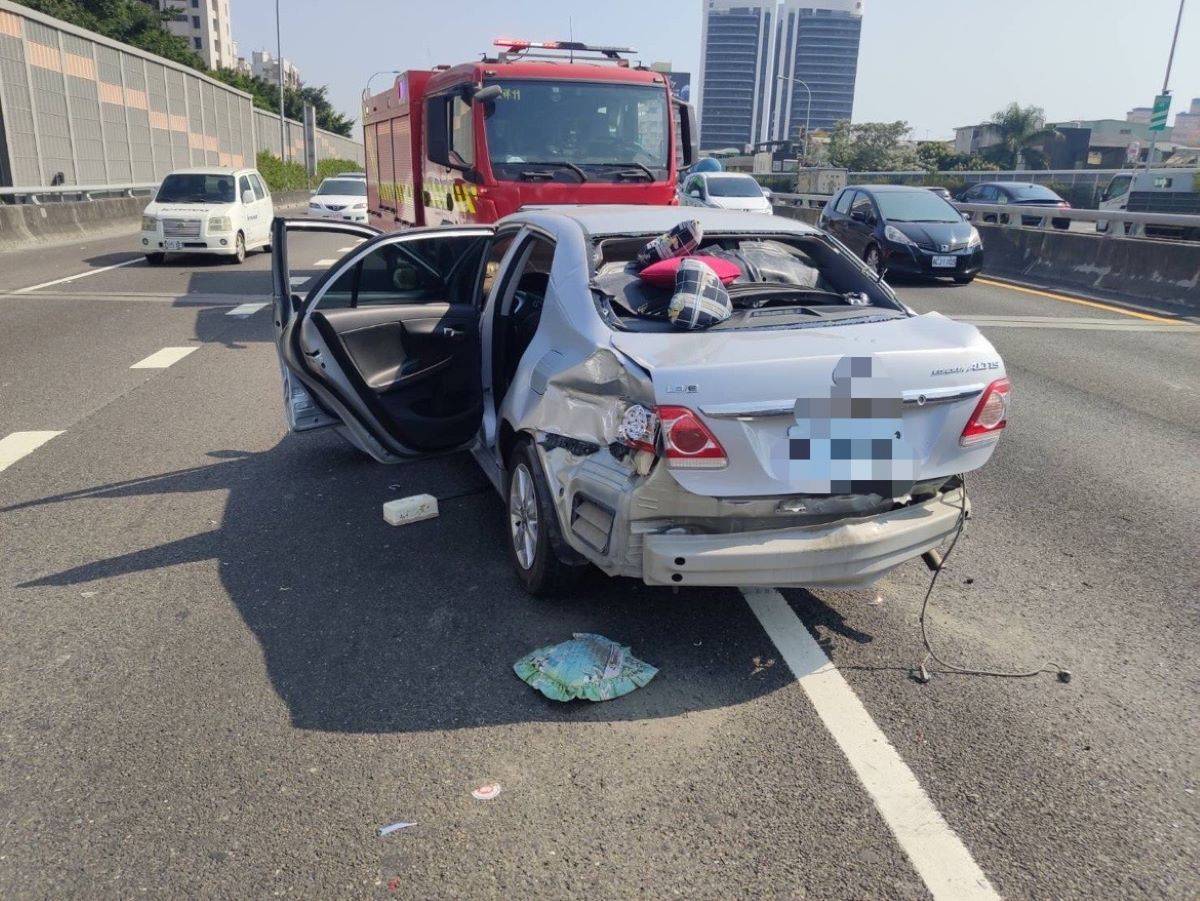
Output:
[0,0,361,189]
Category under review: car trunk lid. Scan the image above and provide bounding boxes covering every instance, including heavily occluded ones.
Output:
[609,312,1004,498]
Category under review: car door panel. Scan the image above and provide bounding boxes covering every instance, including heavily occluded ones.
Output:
[272,217,492,461]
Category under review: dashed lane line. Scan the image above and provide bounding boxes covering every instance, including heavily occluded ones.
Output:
[742,587,999,901]
[130,346,198,369]
[13,257,144,294]
[226,302,269,317]
[0,431,64,473]
[974,277,1180,324]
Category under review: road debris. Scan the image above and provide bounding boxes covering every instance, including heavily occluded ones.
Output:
[378,821,416,837]
[751,656,775,675]
[383,494,439,526]
[471,782,502,801]
[514,633,658,702]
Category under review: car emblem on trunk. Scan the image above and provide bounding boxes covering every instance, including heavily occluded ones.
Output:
[940,244,949,252]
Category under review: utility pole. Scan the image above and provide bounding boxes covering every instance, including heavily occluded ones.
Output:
[275,0,286,161]
[1143,0,1186,173]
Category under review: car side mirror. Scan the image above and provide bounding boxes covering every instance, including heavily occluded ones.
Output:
[850,209,867,223]
[962,211,971,220]
[762,188,772,199]
[241,190,255,205]
[688,188,702,198]
[471,84,502,104]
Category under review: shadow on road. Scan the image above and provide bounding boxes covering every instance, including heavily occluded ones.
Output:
[11,435,803,733]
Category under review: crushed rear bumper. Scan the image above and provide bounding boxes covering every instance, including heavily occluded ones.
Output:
[640,489,965,588]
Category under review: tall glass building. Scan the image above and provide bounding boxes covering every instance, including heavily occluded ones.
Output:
[698,0,864,151]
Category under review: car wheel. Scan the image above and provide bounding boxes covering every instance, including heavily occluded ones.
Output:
[262,242,272,253]
[953,274,975,284]
[231,231,246,264]
[864,244,883,275]
[145,253,164,265]
[507,440,574,597]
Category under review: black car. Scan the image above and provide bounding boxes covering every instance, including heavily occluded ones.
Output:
[818,184,983,283]
[957,181,1072,229]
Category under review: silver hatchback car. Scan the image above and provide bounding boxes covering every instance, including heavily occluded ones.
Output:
[271,206,1010,595]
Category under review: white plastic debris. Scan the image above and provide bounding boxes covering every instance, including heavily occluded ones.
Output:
[471,782,502,801]
[383,494,439,526]
[378,821,417,837]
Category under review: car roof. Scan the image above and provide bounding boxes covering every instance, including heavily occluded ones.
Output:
[850,184,934,193]
[165,167,250,176]
[699,172,756,179]
[509,204,818,237]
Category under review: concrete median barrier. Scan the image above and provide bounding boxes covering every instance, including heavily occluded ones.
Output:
[0,191,313,253]
[975,225,1200,315]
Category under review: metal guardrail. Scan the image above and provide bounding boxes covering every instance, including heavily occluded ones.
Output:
[952,202,1200,238]
[772,193,1200,239]
[0,183,159,204]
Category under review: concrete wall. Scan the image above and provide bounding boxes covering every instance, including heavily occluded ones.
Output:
[0,1,361,189]
[0,189,312,252]
[974,225,1199,314]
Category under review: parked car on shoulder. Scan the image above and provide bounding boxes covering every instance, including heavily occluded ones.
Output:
[140,167,273,264]
[819,184,983,283]
[271,205,1010,595]
[680,172,773,214]
[957,181,1071,230]
[308,176,369,223]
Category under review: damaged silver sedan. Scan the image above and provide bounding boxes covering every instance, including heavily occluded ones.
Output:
[270,207,1010,595]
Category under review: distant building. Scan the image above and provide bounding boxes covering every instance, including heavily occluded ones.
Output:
[157,0,237,70]
[953,122,1004,155]
[1126,106,1152,125]
[1171,98,1200,146]
[248,50,301,88]
[697,0,864,151]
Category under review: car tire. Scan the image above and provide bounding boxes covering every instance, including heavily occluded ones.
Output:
[506,439,575,597]
[863,244,883,275]
[262,242,272,254]
[953,274,975,284]
[231,231,246,264]
[145,253,165,265]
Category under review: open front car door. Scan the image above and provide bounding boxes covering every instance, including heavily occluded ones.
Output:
[271,217,494,462]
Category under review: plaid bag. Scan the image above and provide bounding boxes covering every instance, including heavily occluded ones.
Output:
[636,219,703,268]
[667,258,733,330]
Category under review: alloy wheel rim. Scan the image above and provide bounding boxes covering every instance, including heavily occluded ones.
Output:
[509,464,538,570]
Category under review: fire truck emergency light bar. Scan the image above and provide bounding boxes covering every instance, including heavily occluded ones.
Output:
[492,39,637,64]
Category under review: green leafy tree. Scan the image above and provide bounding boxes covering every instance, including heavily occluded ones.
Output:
[13,0,353,136]
[987,103,1055,169]
[827,120,918,172]
[916,141,1000,173]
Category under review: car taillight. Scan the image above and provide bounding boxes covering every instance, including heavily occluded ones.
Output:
[960,378,1011,446]
[657,405,727,468]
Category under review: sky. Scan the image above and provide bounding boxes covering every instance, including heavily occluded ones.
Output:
[232,0,1199,140]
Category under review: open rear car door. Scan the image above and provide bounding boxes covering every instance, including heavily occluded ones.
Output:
[271,218,494,462]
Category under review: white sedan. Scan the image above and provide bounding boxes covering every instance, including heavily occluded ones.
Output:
[307,176,368,223]
[681,172,774,214]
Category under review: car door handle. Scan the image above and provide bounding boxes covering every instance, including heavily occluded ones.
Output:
[439,326,465,339]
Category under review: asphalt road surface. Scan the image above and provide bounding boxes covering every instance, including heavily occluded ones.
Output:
[1,228,1197,899]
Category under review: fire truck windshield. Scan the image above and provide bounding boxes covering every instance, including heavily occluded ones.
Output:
[483,80,669,183]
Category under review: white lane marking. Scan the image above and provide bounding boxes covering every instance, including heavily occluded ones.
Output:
[313,258,337,266]
[0,431,64,472]
[14,257,143,294]
[742,587,999,900]
[130,346,198,369]
[957,316,1196,333]
[226,302,269,317]
[289,276,310,289]
[336,246,355,252]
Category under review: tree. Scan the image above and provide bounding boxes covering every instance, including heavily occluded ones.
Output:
[987,103,1055,169]
[916,141,999,173]
[13,0,354,136]
[827,121,918,172]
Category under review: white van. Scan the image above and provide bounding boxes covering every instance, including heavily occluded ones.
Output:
[1097,167,1200,236]
[140,167,274,264]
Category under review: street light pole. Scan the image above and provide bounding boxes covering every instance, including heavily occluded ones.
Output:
[275,0,286,161]
[364,70,402,100]
[1143,0,1186,173]
[777,75,812,163]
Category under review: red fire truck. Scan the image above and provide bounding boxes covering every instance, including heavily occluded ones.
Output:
[361,40,698,229]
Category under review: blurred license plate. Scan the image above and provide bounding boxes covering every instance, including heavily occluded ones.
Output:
[932,255,957,268]
[164,239,184,251]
